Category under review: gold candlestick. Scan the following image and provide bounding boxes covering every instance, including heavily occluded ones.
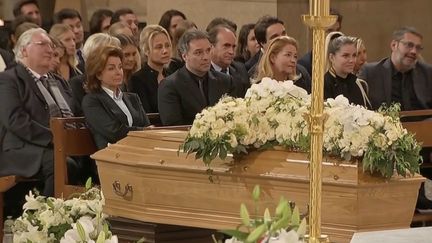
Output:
[301,0,336,242]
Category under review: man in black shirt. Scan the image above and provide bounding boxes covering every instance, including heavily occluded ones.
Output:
[359,26,432,111]
[158,30,235,126]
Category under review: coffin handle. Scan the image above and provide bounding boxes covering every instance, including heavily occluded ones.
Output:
[112,180,133,198]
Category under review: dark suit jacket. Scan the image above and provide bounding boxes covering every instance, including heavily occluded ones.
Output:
[128,63,163,113]
[358,57,432,110]
[82,91,150,149]
[212,61,251,98]
[0,63,53,177]
[245,51,262,72]
[69,74,86,116]
[0,48,15,70]
[158,67,235,126]
[298,51,312,76]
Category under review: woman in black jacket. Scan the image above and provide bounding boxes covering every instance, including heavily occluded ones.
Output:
[324,32,371,108]
[128,25,173,113]
[82,46,150,149]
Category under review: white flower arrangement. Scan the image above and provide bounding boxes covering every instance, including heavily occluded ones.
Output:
[12,184,118,243]
[182,77,421,178]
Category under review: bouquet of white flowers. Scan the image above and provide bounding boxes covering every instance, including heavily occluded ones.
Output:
[12,183,118,243]
[182,77,421,178]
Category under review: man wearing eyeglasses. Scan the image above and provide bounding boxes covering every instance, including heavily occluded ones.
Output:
[0,28,74,197]
[359,26,432,111]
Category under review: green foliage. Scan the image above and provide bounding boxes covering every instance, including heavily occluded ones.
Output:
[363,132,421,178]
[220,185,306,243]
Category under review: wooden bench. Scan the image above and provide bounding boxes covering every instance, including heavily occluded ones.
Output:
[50,117,98,199]
[400,109,432,226]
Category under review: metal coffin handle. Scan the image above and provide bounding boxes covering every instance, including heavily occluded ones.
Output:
[112,180,133,199]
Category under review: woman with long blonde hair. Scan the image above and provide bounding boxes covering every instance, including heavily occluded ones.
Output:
[255,36,311,93]
[49,23,82,81]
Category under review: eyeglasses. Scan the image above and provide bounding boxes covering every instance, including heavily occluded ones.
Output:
[30,41,54,49]
[399,40,424,51]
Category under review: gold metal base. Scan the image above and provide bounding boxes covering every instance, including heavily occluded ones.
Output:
[304,234,330,243]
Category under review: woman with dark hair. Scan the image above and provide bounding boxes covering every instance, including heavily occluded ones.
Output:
[89,9,113,34]
[324,32,370,108]
[82,46,150,149]
[235,23,260,63]
[113,34,140,88]
[158,9,186,40]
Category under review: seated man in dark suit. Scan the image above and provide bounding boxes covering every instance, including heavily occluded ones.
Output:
[0,28,75,196]
[208,25,250,97]
[358,26,432,111]
[158,29,235,126]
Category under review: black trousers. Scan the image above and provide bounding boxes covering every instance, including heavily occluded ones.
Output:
[40,149,54,197]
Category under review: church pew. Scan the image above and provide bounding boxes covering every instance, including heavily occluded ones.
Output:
[400,109,432,226]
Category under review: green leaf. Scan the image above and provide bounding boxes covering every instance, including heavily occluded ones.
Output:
[252,185,260,201]
[291,206,301,227]
[240,203,251,226]
[275,197,287,217]
[136,237,147,243]
[76,222,86,241]
[219,145,228,160]
[96,231,106,243]
[245,224,267,243]
[263,208,271,223]
[219,229,249,241]
[46,199,54,209]
[85,177,92,190]
[297,218,307,236]
[271,216,289,231]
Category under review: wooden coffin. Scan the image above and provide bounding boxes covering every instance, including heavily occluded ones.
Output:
[93,130,425,243]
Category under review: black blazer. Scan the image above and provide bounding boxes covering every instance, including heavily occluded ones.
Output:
[359,57,432,110]
[228,61,251,98]
[128,63,163,113]
[0,48,15,70]
[324,71,369,108]
[211,61,250,98]
[82,91,150,149]
[0,63,53,177]
[69,74,86,116]
[158,66,235,126]
[298,51,312,77]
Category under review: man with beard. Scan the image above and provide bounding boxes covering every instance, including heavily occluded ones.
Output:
[158,29,235,126]
[359,27,432,111]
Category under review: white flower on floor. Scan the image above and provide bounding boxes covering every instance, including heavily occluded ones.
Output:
[13,187,117,243]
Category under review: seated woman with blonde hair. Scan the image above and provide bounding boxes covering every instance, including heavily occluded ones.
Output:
[324,31,370,108]
[255,36,311,93]
[49,23,82,81]
[82,46,150,149]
